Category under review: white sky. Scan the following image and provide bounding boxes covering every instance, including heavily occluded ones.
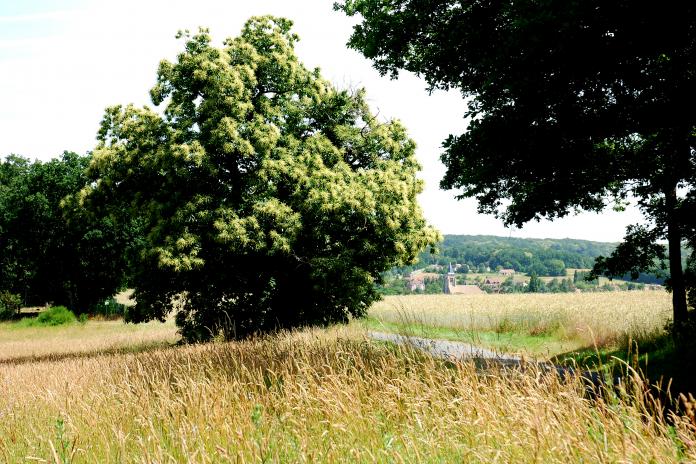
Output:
[0,0,645,242]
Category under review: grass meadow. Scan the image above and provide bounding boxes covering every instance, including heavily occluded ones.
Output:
[367,292,672,357]
[0,318,178,363]
[1,293,695,462]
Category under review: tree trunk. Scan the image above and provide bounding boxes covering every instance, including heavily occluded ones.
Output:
[666,186,688,329]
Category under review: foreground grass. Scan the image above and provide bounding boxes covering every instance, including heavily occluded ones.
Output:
[1,324,695,462]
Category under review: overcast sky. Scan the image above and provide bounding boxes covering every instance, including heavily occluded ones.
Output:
[0,0,645,242]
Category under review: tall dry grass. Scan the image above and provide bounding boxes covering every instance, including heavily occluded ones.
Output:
[370,292,672,349]
[1,325,694,462]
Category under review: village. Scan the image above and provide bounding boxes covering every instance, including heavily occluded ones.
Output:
[400,263,663,295]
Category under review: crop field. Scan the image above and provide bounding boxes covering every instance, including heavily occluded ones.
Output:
[367,291,672,359]
[1,317,695,463]
[0,319,178,363]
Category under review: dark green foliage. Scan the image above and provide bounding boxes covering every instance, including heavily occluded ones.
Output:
[338,0,695,327]
[0,305,13,322]
[376,278,408,296]
[527,273,541,293]
[377,274,444,295]
[499,276,523,294]
[422,276,444,294]
[89,298,127,319]
[687,256,696,311]
[83,18,438,342]
[401,235,615,278]
[590,225,668,281]
[0,291,21,321]
[0,152,141,313]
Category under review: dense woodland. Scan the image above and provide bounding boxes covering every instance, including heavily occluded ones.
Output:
[417,235,615,275]
[0,153,141,316]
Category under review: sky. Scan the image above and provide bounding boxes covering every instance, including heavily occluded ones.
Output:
[0,0,645,242]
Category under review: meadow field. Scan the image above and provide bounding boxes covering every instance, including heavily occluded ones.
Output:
[0,318,178,363]
[367,292,673,359]
[1,292,694,462]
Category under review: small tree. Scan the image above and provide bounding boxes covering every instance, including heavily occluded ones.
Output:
[527,272,541,293]
[82,17,438,341]
[559,278,574,293]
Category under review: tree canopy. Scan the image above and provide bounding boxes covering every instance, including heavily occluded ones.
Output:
[0,152,138,311]
[81,17,438,341]
[337,0,696,327]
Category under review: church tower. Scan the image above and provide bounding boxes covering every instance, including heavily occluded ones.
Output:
[443,263,457,294]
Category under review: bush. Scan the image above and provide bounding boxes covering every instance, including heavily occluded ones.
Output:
[34,306,77,326]
[0,291,21,321]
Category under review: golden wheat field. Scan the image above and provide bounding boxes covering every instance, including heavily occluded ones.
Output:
[369,292,672,355]
[1,309,695,463]
[0,294,696,463]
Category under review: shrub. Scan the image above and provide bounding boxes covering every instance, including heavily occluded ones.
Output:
[34,306,77,326]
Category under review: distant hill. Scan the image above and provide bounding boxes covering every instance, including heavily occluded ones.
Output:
[415,234,616,275]
[393,235,665,284]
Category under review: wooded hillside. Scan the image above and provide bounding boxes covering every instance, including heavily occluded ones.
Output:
[393,235,667,285]
[406,235,614,275]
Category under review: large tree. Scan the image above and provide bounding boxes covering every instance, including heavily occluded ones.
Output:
[81,17,438,341]
[337,0,696,329]
[0,152,139,311]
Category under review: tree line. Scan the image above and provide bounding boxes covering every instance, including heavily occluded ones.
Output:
[0,153,141,317]
[390,235,672,284]
[416,235,614,277]
[379,267,653,296]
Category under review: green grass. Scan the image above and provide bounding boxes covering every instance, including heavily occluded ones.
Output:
[552,331,681,382]
[368,293,672,362]
[364,312,691,393]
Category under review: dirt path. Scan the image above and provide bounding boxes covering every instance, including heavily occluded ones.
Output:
[368,331,522,364]
[368,331,607,388]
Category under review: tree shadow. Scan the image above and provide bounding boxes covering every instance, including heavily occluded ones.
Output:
[551,333,696,399]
